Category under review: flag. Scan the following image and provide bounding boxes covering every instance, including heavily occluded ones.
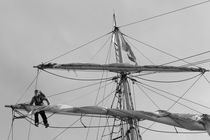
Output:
[114,30,137,65]
[120,35,137,64]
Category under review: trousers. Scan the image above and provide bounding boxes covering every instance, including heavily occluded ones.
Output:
[34,111,48,125]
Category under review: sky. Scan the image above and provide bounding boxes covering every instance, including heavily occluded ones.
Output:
[1,0,210,140]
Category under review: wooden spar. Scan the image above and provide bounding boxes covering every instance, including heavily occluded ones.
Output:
[5,104,210,135]
[34,63,208,73]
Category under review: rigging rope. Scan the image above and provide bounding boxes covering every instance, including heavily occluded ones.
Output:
[136,85,161,110]
[44,32,112,63]
[100,118,109,140]
[125,37,155,65]
[94,76,110,105]
[129,51,210,78]
[93,44,114,139]
[14,109,113,126]
[119,0,210,28]
[94,63,109,105]
[132,82,137,110]
[123,34,200,68]
[49,124,120,129]
[64,81,115,105]
[7,110,15,140]
[96,89,116,106]
[14,111,111,140]
[85,117,93,140]
[16,70,40,104]
[167,74,203,111]
[35,69,40,90]
[52,119,80,140]
[94,38,114,106]
[47,80,114,98]
[95,116,102,140]
[27,117,32,140]
[132,73,202,83]
[203,74,210,85]
[90,34,112,61]
[141,121,155,135]
[181,58,210,67]
[7,123,13,140]
[136,80,210,110]
[137,124,206,134]
[161,51,210,66]
[135,81,203,114]
[42,69,114,81]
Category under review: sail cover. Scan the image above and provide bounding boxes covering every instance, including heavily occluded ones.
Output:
[6,104,210,135]
[35,63,208,73]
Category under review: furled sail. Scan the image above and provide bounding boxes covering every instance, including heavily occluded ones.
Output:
[35,63,208,73]
[6,104,210,135]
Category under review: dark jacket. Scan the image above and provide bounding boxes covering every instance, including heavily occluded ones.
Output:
[30,93,50,106]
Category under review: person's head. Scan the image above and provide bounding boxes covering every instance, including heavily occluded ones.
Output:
[34,90,39,96]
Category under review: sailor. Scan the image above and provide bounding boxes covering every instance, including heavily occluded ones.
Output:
[30,90,50,128]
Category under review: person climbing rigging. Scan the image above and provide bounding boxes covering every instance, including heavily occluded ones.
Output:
[30,89,50,128]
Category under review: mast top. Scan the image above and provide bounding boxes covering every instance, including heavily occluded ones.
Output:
[113,13,117,28]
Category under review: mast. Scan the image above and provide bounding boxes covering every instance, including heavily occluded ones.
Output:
[112,14,142,140]
[5,13,210,140]
[113,14,123,64]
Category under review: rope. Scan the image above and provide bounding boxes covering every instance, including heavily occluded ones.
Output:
[95,116,102,140]
[13,109,112,127]
[7,122,13,140]
[47,80,114,98]
[101,116,113,140]
[35,69,40,90]
[16,70,40,104]
[96,89,116,106]
[161,51,210,66]
[123,34,199,68]
[132,73,202,83]
[141,122,155,135]
[136,84,161,110]
[203,74,210,85]
[125,37,154,65]
[7,110,15,140]
[49,124,120,129]
[15,110,115,139]
[181,58,210,67]
[94,71,107,106]
[137,80,210,110]
[27,117,32,140]
[137,124,206,134]
[85,117,93,140]
[92,45,114,139]
[44,32,112,63]
[94,39,114,106]
[62,81,114,105]
[52,119,80,140]
[128,51,210,78]
[167,74,203,111]
[119,0,210,28]
[42,69,114,81]
[135,81,203,114]
[132,82,137,110]
[90,34,112,61]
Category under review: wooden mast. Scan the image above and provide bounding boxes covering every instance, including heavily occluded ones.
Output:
[112,14,142,140]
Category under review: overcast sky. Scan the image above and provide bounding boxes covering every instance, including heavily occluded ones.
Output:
[1,0,210,140]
